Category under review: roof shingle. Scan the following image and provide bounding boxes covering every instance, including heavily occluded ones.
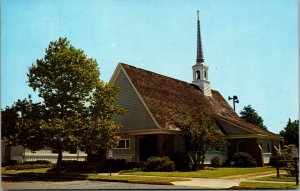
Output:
[120,63,279,139]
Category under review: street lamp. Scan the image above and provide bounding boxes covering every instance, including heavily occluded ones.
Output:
[228,95,239,111]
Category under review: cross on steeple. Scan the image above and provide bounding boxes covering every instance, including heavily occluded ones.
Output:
[196,10,204,63]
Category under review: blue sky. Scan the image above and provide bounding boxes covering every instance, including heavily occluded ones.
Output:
[2,0,298,133]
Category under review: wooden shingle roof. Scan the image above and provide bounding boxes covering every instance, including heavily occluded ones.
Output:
[120,63,280,139]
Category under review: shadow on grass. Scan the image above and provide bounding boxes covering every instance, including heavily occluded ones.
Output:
[2,172,88,182]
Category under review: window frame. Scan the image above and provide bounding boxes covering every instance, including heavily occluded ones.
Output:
[115,139,130,149]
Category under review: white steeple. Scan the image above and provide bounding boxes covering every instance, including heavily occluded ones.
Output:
[192,10,212,97]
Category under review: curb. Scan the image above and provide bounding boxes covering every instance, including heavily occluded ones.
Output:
[88,178,173,185]
[229,186,256,189]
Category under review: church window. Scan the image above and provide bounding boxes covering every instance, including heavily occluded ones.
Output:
[196,70,201,80]
[116,139,130,149]
[204,70,207,79]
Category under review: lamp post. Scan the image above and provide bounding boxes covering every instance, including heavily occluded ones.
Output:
[228,95,239,111]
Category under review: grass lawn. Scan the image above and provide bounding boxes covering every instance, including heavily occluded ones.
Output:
[254,175,297,182]
[2,167,187,184]
[121,166,275,178]
[240,182,299,189]
[88,174,187,184]
[2,168,50,175]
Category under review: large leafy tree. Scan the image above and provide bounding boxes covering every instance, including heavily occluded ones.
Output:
[19,37,123,166]
[1,96,46,151]
[27,37,100,166]
[239,105,267,130]
[280,119,299,147]
[174,110,226,170]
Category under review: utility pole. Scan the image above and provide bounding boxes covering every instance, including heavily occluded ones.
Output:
[228,95,239,111]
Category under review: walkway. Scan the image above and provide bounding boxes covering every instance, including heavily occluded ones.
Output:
[171,178,242,188]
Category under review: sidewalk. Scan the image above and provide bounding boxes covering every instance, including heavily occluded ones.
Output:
[171,178,242,189]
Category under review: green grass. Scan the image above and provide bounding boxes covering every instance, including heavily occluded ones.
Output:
[240,182,298,189]
[2,168,51,175]
[254,175,297,182]
[87,174,187,184]
[121,166,275,178]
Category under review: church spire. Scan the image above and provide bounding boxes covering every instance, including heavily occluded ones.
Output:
[192,10,212,96]
[196,10,204,63]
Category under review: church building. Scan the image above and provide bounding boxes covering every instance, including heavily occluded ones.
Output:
[109,11,281,166]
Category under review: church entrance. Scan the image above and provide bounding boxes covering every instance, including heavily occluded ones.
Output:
[138,134,158,161]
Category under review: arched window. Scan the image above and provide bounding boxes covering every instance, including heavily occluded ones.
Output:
[204,70,207,79]
[196,70,201,80]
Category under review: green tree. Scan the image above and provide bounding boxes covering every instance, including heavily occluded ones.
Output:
[174,110,226,170]
[1,96,46,151]
[79,83,126,162]
[280,119,299,147]
[239,105,267,130]
[2,37,125,169]
[26,37,123,167]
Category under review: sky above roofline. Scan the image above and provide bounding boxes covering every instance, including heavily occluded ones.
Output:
[2,0,298,134]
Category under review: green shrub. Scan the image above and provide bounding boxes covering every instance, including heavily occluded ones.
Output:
[120,168,141,173]
[94,158,134,173]
[3,160,18,167]
[22,160,51,165]
[233,152,257,167]
[5,164,52,170]
[168,152,191,171]
[269,154,287,168]
[58,160,88,172]
[211,156,222,167]
[144,156,175,172]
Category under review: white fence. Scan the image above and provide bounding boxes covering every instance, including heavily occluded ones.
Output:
[24,155,87,163]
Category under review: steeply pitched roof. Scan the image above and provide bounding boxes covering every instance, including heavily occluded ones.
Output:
[119,63,279,139]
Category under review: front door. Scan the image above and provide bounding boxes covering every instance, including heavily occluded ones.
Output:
[139,134,157,161]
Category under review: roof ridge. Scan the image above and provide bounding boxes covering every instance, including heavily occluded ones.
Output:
[120,62,219,93]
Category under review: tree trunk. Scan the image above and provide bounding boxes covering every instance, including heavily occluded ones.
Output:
[57,149,63,165]
[55,147,63,173]
[190,152,198,170]
[199,155,205,169]
[86,147,92,163]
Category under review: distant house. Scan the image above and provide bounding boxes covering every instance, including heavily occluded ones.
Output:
[1,139,87,164]
[109,12,281,166]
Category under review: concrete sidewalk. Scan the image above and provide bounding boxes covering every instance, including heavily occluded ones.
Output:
[171,178,242,189]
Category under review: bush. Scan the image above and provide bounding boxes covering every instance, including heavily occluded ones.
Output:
[50,160,88,172]
[120,168,141,173]
[22,160,51,165]
[269,154,287,168]
[3,160,18,166]
[211,156,222,167]
[233,152,257,167]
[144,156,175,172]
[168,152,191,171]
[5,164,53,170]
[94,158,133,173]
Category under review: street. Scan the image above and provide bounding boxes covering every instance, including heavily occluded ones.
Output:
[2,180,199,190]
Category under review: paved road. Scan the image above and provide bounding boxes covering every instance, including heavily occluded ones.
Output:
[2,180,199,190]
